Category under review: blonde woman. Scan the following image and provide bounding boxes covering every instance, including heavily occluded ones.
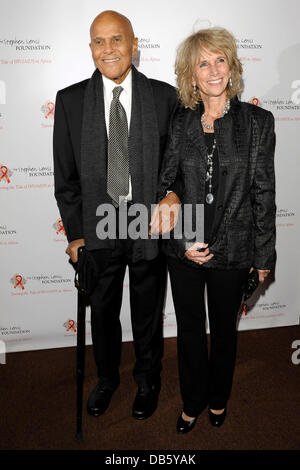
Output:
[151,28,276,433]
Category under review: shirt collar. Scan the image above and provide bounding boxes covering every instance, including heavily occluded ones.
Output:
[102,69,132,100]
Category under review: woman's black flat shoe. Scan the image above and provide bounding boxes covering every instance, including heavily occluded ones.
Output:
[176,413,198,434]
[208,408,227,427]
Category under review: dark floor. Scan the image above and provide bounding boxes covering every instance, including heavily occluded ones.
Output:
[0,325,299,451]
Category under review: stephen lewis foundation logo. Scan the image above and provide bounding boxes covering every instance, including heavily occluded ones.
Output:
[0,164,13,183]
[0,225,18,246]
[248,93,300,116]
[0,37,51,51]
[41,100,55,119]
[10,274,27,290]
[236,37,263,50]
[276,208,295,228]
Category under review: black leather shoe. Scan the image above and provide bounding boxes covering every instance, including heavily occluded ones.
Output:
[132,384,160,420]
[208,408,227,427]
[176,413,198,434]
[87,382,116,417]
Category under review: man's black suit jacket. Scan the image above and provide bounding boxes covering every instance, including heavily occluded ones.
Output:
[53,67,177,261]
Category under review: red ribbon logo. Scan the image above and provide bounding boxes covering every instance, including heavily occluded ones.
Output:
[0,165,10,183]
[56,219,66,236]
[251,97,259,106]
[45,102,55,119]
[14,275,25,290]
[66,320,77,332]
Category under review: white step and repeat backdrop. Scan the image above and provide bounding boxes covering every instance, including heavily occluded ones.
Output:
[1,0,299,353]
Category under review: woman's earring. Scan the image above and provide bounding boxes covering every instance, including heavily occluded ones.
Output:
[192,84,197,94]
[229,77,233,87]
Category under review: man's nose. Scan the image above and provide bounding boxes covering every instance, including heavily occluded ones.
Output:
[103,40,115,54]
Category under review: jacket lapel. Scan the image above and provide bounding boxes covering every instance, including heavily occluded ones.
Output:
[214,102,239,168]
[81,69,107,181]
[184,99,241,243]
[210,99,241,241]
[128,67,143,204]
[185,105,207,185]
[129,66,160,205]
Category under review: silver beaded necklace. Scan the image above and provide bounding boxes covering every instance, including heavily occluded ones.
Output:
[201,98,231,130]
[203,98,231,204]
[205,138,217,204]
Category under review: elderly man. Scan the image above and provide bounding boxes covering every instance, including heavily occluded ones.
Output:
[53,10,179,420]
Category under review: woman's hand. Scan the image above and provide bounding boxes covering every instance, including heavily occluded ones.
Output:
[250,266,270,283]
[185,242,214,265]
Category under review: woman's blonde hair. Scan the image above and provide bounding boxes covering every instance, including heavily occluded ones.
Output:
[175,27,243,110]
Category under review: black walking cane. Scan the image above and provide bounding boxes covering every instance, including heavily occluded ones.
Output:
[73,246,99,441]
[74,246,88,441]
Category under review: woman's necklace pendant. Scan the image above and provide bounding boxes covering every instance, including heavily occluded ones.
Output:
[206,193,214,204]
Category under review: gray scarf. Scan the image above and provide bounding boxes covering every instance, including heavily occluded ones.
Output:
[80,66,160,259]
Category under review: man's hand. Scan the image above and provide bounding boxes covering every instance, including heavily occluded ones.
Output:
[250,267,270,283]
[149,192,181,235]
[66,238,85,263]
[185,242,214,265]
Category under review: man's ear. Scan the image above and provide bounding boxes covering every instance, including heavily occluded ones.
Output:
[132,37,139,56]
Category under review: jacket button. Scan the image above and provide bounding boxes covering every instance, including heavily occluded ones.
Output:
[218,205,223,211]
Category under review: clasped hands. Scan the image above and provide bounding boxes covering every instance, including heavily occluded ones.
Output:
[65,193,182,264]
[183,247,270,281]
[150,194,270,281]
[149,192,181,236]
[65,194,270,283]
[183,245,270,281]
[149,193,213,265]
